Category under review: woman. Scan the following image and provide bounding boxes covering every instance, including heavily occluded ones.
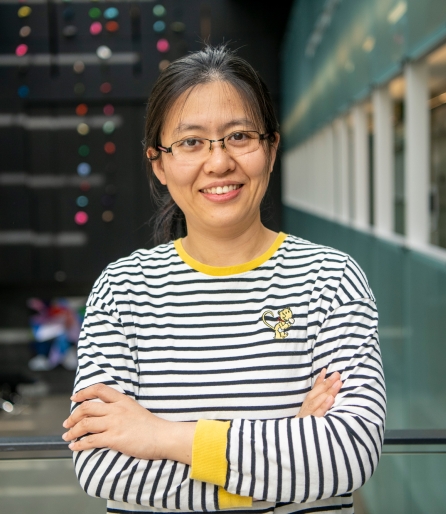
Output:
[63,46,385,514]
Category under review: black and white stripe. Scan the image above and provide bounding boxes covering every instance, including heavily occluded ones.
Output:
[73,235,385,513]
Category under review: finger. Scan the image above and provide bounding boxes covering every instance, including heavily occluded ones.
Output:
[306,372,339,400]
[325,371,341,385]
[312,395,335,417]
[68,434,108,452]
[298,392,332,417]
[63,401,109,428]
[327,380,343,398]
[71,383,124,404]
[313,368,327,386]
[62,416,108,441]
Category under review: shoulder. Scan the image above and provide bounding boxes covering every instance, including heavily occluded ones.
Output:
[88,241,181,303]
[106,241,179,275]
[280,234,375,304]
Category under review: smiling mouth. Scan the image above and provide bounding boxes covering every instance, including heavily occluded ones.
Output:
[201,184,243,195]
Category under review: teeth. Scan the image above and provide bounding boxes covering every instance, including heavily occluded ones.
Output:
[202,184,241,194]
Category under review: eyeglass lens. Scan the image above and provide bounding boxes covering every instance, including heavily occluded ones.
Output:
[171,131,261,162]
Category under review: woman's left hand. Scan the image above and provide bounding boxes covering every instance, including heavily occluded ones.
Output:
[62,384,195,463]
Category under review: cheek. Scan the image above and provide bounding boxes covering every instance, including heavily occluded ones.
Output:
[163,162,195,189]
[240,151,271,179]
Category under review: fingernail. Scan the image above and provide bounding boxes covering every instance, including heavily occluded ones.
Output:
[62,420,67,428]
[68,443,74,450]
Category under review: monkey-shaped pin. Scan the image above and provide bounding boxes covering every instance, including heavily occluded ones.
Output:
[262,307,295,339]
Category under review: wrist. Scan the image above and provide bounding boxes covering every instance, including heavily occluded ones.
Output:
[161,420,196,465]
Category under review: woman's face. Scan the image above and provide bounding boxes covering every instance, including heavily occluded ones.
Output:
[149,80,279,236]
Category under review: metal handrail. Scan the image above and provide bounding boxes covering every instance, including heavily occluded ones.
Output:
[0,429,446,453]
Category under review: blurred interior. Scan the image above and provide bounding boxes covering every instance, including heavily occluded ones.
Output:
[1,1,446,513]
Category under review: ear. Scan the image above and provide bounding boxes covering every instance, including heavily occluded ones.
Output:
[268,132,280,174]
[147,148,167,186]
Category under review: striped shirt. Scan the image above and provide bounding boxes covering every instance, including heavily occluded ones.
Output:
[73,232,386,514]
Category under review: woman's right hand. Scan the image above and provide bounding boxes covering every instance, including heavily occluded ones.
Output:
[296,368,342,418]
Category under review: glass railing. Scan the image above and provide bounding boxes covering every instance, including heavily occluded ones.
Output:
[1,430,445,514]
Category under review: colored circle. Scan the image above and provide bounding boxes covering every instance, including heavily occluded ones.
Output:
[76,195,89,207]
[153,5,166,17]
[19,26,31,38]
[105,21,119,32]
[73,60,85,73]
[96,45,112,60]
[15,44,28,57]
[102,195,115,207]
[62,25,77,37]
[18,85,29,98]
[90,21,102,35]
[74,211,88,225]
[89,7,101,19]
[54,271,67,282]
[75,103,88,116]
[102,121,115,134]
[78,144,90,156]
[103,104,114,116]
[153,20,165,32]
[158,59,170,71]
[77,122,89,135]
[80,181,90,192]
[18,6,32,18]
[104,142,116,154]
[63,7,75,20]
[104,7,119,19]
[100,82,112,94]
[74,83,85,94]
[102,210,114,222]
[156,39,169,53]
[171,21,185,33]
[77,162,91,176]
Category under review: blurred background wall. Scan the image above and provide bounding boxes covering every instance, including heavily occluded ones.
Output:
[282,1,446,512]
[1,1,446,513]
[0,0,292,396]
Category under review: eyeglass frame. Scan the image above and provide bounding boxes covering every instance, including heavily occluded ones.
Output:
[156,130,273,159]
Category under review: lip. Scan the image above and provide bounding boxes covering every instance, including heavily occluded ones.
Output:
[200,184,243,202]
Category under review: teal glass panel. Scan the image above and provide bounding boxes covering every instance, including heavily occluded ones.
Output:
[282,0,446,149]
[356,451,446,514]
[406,0,446,58]
[283,206,446,430]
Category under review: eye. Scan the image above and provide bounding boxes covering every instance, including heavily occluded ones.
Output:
[229,132,250,141]
[180,138,204,148]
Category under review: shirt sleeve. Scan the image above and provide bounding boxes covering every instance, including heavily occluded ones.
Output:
[190,259,386,504]
[72,270,250,511]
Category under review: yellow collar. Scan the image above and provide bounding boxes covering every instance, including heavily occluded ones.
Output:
[174,232,287,276]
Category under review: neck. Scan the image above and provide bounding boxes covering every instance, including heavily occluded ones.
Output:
[181,218,278,267]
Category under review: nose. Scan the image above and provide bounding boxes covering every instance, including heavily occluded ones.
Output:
[203,139,235,174]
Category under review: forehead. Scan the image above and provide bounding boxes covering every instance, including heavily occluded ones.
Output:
[162,81,255,136]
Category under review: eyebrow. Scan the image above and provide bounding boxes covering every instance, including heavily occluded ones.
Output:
[174,118,256,134]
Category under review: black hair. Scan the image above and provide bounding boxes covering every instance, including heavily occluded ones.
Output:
[143,44,279,245]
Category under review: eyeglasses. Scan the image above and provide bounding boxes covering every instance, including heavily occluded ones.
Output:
[157,130,271,163]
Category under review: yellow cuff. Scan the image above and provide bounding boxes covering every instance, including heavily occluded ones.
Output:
[191,419,229,486]
[191,420,253,509]
[218,487,253,509]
